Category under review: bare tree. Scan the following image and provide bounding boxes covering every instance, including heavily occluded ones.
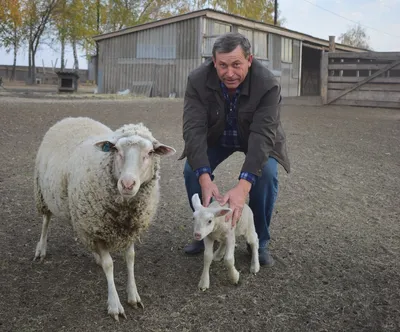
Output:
[339,24,372,50]
[25,0,59,84]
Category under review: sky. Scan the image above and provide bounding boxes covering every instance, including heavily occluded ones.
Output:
[0,0,399,70]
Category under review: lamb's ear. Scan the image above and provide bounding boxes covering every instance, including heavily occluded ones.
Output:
[153,141,176,156]
[191,193,203,211]
[212,207,232,218]
[94,138,118,152]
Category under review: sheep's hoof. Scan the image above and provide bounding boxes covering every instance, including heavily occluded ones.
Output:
[33,243,46,262]
[198,280,209,291]
[108,302,127,321]
[33,253,46,262]
[230,270,240,285]
[109,309,127,321]
[128,300,144,309]
[250,264,260,275]
[111,311,127,321]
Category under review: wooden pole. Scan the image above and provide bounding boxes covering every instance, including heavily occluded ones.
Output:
[320,51,329,104]
[329,36,336,52]
[274,0,278,25]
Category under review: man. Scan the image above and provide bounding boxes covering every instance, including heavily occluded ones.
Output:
[178,32,290,266]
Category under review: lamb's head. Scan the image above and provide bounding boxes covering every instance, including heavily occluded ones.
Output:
[94,127,176,199]
[191,193,232,240]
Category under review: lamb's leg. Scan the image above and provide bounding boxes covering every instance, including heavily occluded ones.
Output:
[96,245,126,321]
[247,232,260,274]
[125,243,144,309]
[224,233,240,285]
[213,241,226,261]
[33,213,51,262]
[198,237,214,291]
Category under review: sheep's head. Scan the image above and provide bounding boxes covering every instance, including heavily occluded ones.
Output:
[94,132,175,200]
[191,193,231,240]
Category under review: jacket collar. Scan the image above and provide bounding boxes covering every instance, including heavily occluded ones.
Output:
[206,60,251,96]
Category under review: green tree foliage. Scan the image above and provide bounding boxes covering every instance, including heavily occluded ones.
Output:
[0,0,26,80]
[210,0,284,25]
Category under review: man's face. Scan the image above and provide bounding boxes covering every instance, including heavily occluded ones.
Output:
[213,45,253,90]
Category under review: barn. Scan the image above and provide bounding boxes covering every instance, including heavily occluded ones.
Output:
[91,8,367,98]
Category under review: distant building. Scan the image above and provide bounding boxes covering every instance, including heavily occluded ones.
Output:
[91,8,366,97]
[0,65,89,84]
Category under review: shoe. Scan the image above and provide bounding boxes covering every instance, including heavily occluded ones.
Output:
[246,243,275,267]
[258,247,275,266]
[184,239,204,255]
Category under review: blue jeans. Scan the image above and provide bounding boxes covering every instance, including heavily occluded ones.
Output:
[183,145,279,249]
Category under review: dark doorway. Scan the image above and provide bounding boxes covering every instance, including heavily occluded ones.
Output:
[301,46,322,96]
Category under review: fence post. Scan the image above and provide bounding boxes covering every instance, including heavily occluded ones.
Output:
[329,36,336,52]
[320,51,329,104]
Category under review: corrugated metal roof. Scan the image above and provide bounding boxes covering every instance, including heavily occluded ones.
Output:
[92,8,368,53]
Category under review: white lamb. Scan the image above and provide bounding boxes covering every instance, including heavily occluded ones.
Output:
[191,193,260,291]
[33,116,176,321]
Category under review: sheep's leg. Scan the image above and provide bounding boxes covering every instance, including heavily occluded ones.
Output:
[33,213,51,262]
[247,232,260,274]
[125,243,144,309]
[213,241,226,261]
[198,237,214,291]
[93,252,102,266]
[224,233,240,285]
[96,246,126,321]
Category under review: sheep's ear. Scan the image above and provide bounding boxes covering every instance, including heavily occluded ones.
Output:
[191,193,203,211]
[94,140,117,152]
[153,141,176,156]
[213,208,232,218]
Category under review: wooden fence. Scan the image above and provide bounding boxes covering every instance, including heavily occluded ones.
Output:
[321,52,400,109]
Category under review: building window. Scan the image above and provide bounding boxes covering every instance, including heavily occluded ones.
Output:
[136,25,177,59]
[238,27,253,45]
[253,30,268,59]
[203,19,231,55]
[281,37,293,63]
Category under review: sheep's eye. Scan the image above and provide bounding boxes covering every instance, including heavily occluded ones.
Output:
[208,220,212,224]
[102,141,115,152]
[144,150,154,160]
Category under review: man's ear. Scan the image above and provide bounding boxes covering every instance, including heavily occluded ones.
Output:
[248,54,253,67]
[212,56,217,67]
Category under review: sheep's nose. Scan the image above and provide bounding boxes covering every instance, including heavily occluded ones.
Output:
[121,179,135,190]
[194,232,202,240]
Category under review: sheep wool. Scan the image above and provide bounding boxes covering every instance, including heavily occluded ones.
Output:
[34,117,162,252]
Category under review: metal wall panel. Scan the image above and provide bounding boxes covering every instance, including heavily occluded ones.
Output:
[271,34,282,71]
[98,18,202,97]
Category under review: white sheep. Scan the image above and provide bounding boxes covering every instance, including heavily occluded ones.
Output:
[33,116,176,321]
[191,193,260,291]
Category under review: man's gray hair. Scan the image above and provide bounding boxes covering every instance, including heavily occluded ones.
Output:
[212,32,252,59]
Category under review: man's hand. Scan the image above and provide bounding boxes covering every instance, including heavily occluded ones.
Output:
[199,173,222,207]
[218,180,252,227]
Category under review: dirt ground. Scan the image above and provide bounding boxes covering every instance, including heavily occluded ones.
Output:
[0,95,399,332]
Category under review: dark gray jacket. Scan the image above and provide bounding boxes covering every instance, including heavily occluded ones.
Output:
[179,58,290,176]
